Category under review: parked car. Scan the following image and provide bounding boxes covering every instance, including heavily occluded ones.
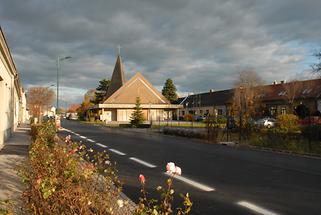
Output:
[67,113,78,120]
[299,116,321,126]
[194,115,206,121]
[254,117,276,128]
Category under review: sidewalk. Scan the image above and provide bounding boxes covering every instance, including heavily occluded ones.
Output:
[0,124,30,214]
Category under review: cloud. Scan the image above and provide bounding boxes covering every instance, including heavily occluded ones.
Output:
[1,0,320,104]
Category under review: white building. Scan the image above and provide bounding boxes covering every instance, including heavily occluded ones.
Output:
[0,27,26,148]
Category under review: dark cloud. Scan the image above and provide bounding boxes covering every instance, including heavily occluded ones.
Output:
[1,0,320,102]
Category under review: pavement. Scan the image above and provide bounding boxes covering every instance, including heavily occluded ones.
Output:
[61,119,321,215]
[0,124,30,214]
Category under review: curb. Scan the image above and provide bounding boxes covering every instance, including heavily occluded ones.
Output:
[241,144,321,160]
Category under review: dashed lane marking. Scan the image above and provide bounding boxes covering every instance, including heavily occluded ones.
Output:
[165,172,215,192]
[79,136,86,139]
[96,143,108,148]
[87,138,95,143]
[129,157,157,168]
[237,201,279,215]
[109,149,126,156]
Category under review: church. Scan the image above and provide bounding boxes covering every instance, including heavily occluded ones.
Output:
[91,55,181,123]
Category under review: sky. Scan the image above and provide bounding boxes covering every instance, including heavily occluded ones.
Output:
[1,0,321,105]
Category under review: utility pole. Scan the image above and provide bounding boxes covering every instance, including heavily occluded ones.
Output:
[56,56,71,115]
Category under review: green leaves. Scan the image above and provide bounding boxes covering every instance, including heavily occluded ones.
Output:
[162,79,178,103]
[130,97,145,127]
[93,79,111,104]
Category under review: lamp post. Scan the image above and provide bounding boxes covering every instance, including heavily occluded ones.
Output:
[56,56,71,115]
[239,86,245,144]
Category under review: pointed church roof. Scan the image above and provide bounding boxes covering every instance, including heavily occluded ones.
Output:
[106,55,126,98]
[104,72,170,104]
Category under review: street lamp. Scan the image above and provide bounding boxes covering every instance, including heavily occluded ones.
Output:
[56,56,71,115]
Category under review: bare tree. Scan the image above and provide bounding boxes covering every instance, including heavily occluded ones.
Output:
[232,70,264,119]
[27,87,55,122]
[67,103,81,113]
[311,50,321,76]
[282,80,302,113]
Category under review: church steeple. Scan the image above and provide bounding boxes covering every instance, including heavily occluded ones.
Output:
[106,54,126,98]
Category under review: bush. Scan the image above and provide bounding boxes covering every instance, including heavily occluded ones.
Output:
[248,129,321,155]
[163,127,207,139]
[184,114,193,121]
[216,116,227,124]
[302,125,321,141]
[276,114,300,133]
[30,122,56,144]
[19,123,127,214]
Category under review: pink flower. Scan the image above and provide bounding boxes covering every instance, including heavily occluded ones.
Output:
[175,166,182,176]
[65,135,72,143]
[166,162,182,176]
[166,162,176,174]
[139,174,146,184]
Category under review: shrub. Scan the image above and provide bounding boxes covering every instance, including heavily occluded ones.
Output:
[216,116,227,124]
[30,122,56,144]
[302,125,321,141]
[276,114,300,133]
[183,114,193,121]
[163,127,207,139]
[19,123,127,214]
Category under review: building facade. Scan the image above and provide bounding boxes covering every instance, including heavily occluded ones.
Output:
[91,55,181,123]
[176,89,234,118]
[177,79,321,119]
[0,27,26,147]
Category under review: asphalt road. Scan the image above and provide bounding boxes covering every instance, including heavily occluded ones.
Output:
[60,120,321,215]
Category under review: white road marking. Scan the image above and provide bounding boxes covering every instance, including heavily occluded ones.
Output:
[79,135,86,139]
[129,157,157,168]
[164,172,215,192]
[96,143,108,148]
[74,133,80,136]
[87,138,95,143]
[237,201,279,215]
[109,149,126,156]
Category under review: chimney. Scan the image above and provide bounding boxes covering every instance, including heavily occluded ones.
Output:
[273,80,278,85]
[280,80,286,84]
[209,89,214,93]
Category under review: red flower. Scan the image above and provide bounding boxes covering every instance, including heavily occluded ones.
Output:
[68,148,78,155]
[139,174,146,184]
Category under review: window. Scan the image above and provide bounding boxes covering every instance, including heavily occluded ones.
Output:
[200,110,203,115]
[217,109,223,115]
[281,107,286,115]
[182,111,185,116]
[278,91,286,96]
[302,89,312,94]
[206,110,209,115]
[270,107,277,116]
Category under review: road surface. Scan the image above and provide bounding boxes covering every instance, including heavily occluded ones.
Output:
[60,120,321,215]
